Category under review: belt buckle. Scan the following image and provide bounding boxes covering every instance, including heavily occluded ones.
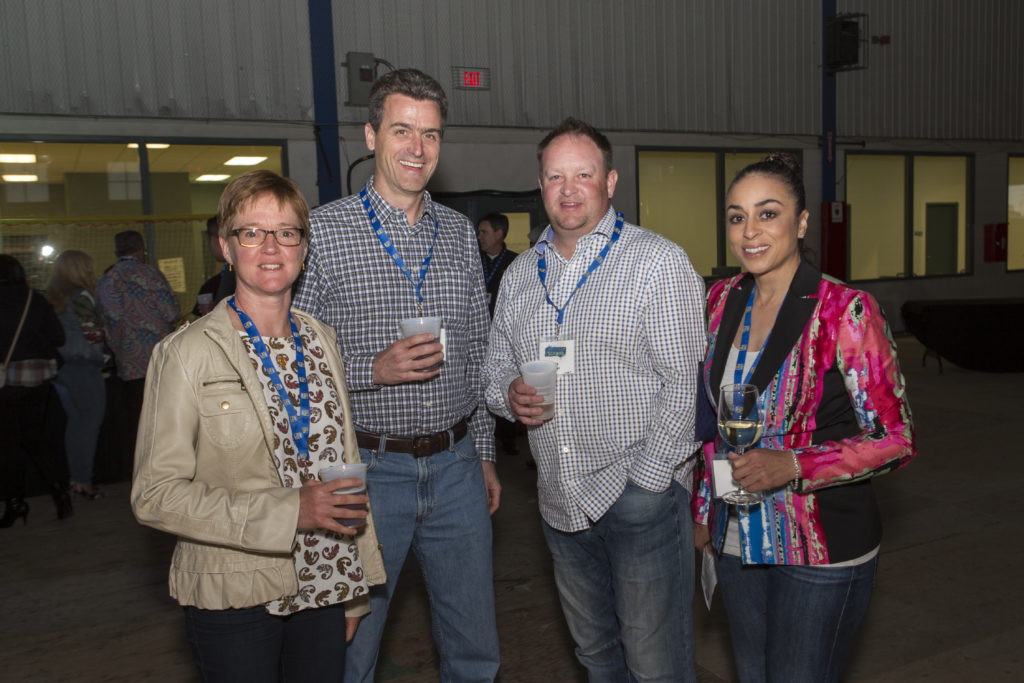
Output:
[411,435,433,458]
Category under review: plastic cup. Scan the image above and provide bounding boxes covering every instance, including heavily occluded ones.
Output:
[399,316,442,339]
[319,463,367,525]
[520,360,558,421]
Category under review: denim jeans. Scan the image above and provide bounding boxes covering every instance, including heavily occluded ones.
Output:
[344,435,500,683]
[715,553,878,683]
[183,603,347,682]
[541,481,696,683]
[54,362,105,484]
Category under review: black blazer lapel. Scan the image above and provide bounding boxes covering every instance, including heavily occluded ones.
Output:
[709,274,754,405]
[747,261,822,392]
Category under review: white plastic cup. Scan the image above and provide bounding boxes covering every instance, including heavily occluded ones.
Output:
[319,463,368,525]
[520,360,558,421]
[399,316,442,339]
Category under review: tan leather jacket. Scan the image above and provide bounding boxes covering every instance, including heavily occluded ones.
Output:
[131,299,386,612]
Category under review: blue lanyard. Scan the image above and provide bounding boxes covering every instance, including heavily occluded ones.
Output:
[360,186,439,313]
[483,248,508,286]
[733,286,774,385]
[229,297,311,462]
[537,213,624,333]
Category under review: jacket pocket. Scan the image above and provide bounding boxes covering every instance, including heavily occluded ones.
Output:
[198,379,255,450]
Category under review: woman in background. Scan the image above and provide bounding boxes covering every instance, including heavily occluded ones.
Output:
[0,254,73,526]
[48,250,107,499]
[693,153,916,682]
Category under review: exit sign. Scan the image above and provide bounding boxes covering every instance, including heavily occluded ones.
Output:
[452,66,491,90]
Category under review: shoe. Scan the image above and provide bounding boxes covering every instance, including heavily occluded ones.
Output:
[51,486,74,520]
[0,498,30,528]
[71,483,104,501]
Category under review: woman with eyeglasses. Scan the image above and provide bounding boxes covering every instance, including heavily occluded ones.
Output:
[132,170,385,681]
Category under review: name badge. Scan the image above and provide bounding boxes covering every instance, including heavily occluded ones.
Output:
[539,335,575,374]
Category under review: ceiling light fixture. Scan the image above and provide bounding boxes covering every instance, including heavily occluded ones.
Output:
[196,174,231,182]
[0,154,37,163]
[126,143,171,149]
[224,156,268,166]
[2,174,38,182]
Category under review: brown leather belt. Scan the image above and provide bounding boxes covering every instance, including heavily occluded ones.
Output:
[354,419,468,458]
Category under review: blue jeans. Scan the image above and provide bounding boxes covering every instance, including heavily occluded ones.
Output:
[54,362,105,484]
[541,481,696,683]
[183,603,347,682]
[344,435,500,683]
[715,554,878,683]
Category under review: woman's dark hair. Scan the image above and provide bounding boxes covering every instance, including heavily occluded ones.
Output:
[728,152,806,216]
[0,253,27,286]
[728,153,816,265]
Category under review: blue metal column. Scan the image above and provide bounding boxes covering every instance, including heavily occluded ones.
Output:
[821,0,837,203]
[308,0,342,204]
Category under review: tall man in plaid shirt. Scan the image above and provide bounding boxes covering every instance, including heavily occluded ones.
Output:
[483,118,706,681]
[294,69,500,682]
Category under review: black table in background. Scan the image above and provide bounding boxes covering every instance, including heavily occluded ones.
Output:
[900,298,1024,372]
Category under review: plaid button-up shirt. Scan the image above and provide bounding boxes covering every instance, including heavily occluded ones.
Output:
[294,178,494,460]
[483,208,706,531]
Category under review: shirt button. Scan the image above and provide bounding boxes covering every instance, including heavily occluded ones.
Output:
[562,447,569,453]
[221,401,230,410]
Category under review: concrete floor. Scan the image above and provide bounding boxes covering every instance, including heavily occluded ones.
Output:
[1,335,1021,682]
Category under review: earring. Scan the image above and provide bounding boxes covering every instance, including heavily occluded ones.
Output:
[228,263,233,272]
[302,262,306,271]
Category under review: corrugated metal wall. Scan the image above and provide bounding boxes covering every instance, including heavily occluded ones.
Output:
[332,0,821,135]
[836,0,1023,140]
[0,0,314,121]
[1,0,1020,141]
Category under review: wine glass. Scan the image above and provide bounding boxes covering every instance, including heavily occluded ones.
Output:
[717,383,764,505]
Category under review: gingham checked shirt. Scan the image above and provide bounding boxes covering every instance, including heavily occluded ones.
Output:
[483,208,706,531]
[293,178,494,461]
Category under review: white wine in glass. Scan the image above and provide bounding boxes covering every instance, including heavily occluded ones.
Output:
[717,383,764,505]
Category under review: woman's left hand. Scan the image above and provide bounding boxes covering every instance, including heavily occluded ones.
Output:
[729,448,796,493]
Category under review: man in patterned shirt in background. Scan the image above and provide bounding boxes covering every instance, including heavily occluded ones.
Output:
[293,69,500,682]
[96,230,179,474]
[483,117,706,682]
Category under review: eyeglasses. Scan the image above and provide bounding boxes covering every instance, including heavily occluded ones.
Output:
[230,227,305,248]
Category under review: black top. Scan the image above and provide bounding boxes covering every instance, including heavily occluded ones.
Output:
[479,247,518,318]
[0,286,65,362]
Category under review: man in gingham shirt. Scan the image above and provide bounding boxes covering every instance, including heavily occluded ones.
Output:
[294,69,500,682]
[483,118,706,681]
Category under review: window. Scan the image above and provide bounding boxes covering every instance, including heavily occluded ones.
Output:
[1009,156,1024,272]
[0,140,283,305]
[846,153,970,281]
[637,149,781,277]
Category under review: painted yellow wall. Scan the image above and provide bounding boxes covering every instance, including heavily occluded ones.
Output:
[912,156,967,275]
[848,155,905,280]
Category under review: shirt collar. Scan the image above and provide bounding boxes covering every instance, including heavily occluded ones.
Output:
[362,175,436,229]
[534,206,617,257]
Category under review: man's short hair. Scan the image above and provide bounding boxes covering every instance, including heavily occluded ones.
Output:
[477,213,509,239]
[217,170,310,239]
[537,117,613,174]
[368,68,448,132]
[206,215,219,237]
[114,230,146,257]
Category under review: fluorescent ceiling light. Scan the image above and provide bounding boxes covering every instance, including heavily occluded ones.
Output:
[196,174,230,182]
[0,154,37,163]
[224,156,267,166]
[2,174,39,182]
[126,143,171,149]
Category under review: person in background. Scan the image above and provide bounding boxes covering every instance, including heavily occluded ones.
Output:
[96,230,179,472]
[294,68,500,682]
[483,117,706,681]
[476,212,518,317]
[192,215,236,316]
[0,254,73,527]
[692,153,916,682]
[131,170,386,681]
[47,250,107,500]
[476,212,521,455]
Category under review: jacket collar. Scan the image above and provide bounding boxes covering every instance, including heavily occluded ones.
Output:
[709,260,822,401]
